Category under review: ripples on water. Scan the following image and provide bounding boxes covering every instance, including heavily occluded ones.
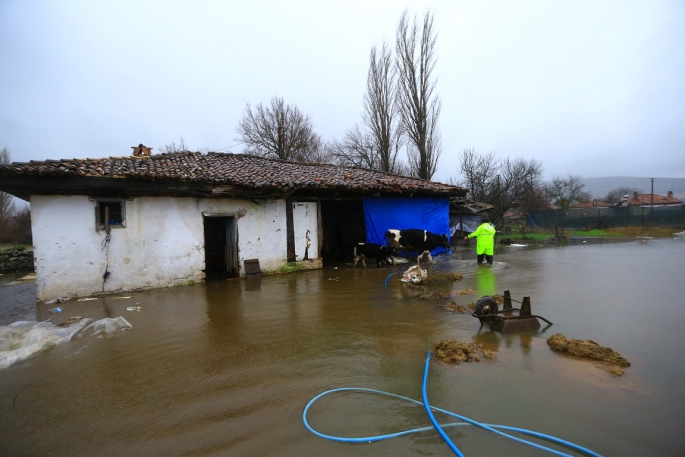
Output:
[1,239,684,456]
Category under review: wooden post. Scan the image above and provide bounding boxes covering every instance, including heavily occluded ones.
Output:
[286,199,295,262]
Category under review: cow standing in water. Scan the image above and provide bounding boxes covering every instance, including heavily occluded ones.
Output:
[353,243,397,267]
[384,229,449,264]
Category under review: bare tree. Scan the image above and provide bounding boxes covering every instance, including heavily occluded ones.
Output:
[0,147,16,240]
[161,138,189,154]
[455,149,544,226]
[606,186,638,204]
[331,125,378,170]
[236,96,321,162]
[395,10,441,180]
[364,43,400,173]
[545,174,592,209]
[335,43,403,173]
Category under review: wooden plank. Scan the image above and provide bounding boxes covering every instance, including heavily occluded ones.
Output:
[286,199,295,262]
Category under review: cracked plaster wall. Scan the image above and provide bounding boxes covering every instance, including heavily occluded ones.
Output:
[31,195,287,300]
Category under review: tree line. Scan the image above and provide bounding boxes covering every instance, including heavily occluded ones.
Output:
[231,9,597,227]
[0,10,605,240]
[235,10,441,180]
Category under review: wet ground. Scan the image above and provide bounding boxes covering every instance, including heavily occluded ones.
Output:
[1,238,685,456]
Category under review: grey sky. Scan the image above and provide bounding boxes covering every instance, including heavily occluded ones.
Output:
[1,0,683,184]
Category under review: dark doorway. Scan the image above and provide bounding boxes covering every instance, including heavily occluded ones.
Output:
[321,200,365,264]
[203,216,238,279]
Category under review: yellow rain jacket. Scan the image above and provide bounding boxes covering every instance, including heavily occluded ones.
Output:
[468,222,496,255]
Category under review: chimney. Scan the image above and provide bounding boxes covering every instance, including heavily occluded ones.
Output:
[633,191,639,200]
[132,144,152,157]
[668,190,673,198]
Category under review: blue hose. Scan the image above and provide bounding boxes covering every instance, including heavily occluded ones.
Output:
[384,273,396,289]
[303,351,603,456]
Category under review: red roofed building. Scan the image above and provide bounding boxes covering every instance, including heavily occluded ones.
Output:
[616,191,682,207]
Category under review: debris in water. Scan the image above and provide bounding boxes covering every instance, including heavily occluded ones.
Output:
[77,298,98,302]
[83,316,133,337]
[126,307,141,311]
[444,302,468,313]
[434,340,478,364]
[435,340,499,365]
[390,256,410,264]
[482,349,497,359]
[546,333,630,374]
[0,318,94,369]
[44,297,68,305]
[401,265,426,284]
[418,291,450,299]
[425,271,463,282]
[456,288,474,295]
[58,316,84,326]
[114,296,133,300]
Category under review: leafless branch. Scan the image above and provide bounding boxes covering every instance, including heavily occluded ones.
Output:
[236,96,322,162]
[395,9,441,180]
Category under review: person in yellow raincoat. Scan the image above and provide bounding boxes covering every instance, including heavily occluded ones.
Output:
[464,218,496,265]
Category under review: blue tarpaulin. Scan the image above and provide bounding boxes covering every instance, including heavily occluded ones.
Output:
[363,197,451,255]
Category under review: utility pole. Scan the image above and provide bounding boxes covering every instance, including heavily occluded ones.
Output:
[650,177,654,228]
[650,178,654,206]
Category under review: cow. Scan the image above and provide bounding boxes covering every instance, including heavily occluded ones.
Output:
[353,243,397,268]
[384,229,450,264]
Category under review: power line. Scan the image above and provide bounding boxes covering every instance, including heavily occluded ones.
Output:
[215,142,245,152]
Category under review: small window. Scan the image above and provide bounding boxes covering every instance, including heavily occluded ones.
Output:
[95,199,126,229]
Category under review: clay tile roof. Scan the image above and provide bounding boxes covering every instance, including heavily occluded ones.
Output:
[627,193,682,205]
[0,151,466,197]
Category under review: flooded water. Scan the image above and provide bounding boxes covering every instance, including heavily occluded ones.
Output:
[1,238,684,456]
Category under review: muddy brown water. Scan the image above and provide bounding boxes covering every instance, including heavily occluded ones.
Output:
[1,238,684,456]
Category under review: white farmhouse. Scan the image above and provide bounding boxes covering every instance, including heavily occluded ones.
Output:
[0,151,466,301]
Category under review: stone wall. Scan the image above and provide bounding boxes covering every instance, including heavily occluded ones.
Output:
[0,248,34,272]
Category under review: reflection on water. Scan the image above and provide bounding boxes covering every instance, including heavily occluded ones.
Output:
[1,239,684,456]
[474,264,497,296]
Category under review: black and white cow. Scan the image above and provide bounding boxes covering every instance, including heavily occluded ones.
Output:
[353,243,397,268]
[384,229,449,264]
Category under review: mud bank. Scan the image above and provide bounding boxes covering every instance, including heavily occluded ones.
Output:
[546,333,630,376]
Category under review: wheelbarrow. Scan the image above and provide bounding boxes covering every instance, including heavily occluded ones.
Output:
[471,290,553,333]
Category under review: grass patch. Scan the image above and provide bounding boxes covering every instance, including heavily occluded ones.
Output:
[498,232,552,241]
[606,227,681,238]
[0,245,27,252]
[568,229,621,237]
[498,226,681,241]
[264,262,305,275]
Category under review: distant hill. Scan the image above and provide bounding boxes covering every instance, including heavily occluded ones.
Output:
[581,177,685,201]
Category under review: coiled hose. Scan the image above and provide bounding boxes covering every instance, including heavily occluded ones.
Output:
[303,352,603,456]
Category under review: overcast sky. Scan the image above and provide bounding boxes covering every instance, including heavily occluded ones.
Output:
[1,0,683,183]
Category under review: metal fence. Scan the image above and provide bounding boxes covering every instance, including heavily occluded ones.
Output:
[526,205,685,229]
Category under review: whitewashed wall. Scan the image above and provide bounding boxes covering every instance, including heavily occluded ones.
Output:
[31,195,287,300]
